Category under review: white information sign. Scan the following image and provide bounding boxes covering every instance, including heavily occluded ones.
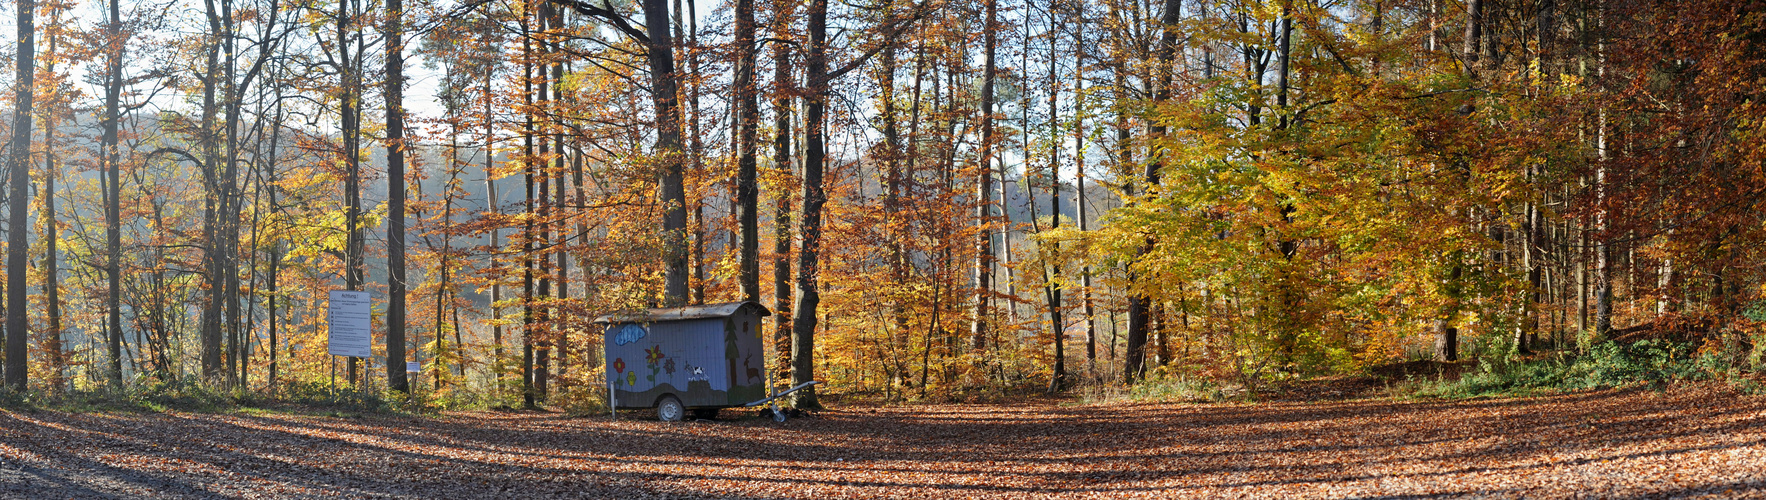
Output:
[327,290,373,358]
[406,362,420,373]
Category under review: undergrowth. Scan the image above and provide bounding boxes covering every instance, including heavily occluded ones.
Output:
[0,376,398,415]
[1077,367,1243,404]
[0,374,635,417]
[1084,339,1766,404]
[1391,339,1734,398]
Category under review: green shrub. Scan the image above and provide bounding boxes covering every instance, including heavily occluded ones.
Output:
[1407,339,1721,398]
[268,379,393,412]
[0,375,410,415]
[0,386,30,409]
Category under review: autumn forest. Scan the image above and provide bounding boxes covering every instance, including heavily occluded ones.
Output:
[2,0,1765,413]
[6,0,1766,495]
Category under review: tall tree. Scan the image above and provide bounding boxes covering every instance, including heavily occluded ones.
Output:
[1124,0,1181,383]
[733,0,760,303]
[792,0,926,408]
[339,0,366,385]
[792,0,833,409]
[971,0,998,359]
[1042,0,1067,392]
[385,0,409,394]
[482,11,506,389]
[769,0,796,389]
[1436,0,1484,362]
[549,0,569,396]
[560,0,691,307]
[1272,0,1296,366]
[520,0,538,408]
[1072,3,1096,376]
[101,0,126,387]
[5,0,36,392]
[39,2,65,388]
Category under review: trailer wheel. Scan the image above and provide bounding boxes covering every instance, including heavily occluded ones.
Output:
[656,395,684,422]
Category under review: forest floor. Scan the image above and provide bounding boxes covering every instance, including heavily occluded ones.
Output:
[2,382,1764,499]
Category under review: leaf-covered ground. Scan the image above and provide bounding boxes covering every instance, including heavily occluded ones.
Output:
[2,384,1764,499]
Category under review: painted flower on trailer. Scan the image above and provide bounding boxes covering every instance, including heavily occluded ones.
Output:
[613,358,625,374]
[645,346,664,365]
[626,371,637,386]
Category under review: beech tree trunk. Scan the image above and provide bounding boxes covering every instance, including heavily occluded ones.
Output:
[642,0,691,307]
[1073,12,1095,376]
[1043,6,1065,392]
[792,0,832,410]
[5,0,35,391]
[734,0,760,302]
[770,0,796,391]
[485,50,504,385]
[520,4,537,408]
[385,0,408,394]
[41,92,62,389]
[339,0,364,386]
[972,0,997,358]
[103,0,124,386]
[1125,0,1181,383]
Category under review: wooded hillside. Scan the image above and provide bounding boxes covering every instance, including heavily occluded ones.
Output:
[0,0,1763,406]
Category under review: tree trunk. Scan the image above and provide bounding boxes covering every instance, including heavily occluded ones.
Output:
[1124,0,1181,383]
[534,0,553,403]
[551,3,570,394]
[269,242,281,386]
[103,0,124,386]
[220,0,241,388]
[685,0,707,306]
[384,0,408,394]
[439,120,462,390]
[485,54,504,386]
[884,9,910,365]
[972,0,997,361]
[770,0,795,391]
[1593,109,1611,341]
[1521,178,1540,355]
[1273,0,1299,368]
[340,0,364,386]
[791,0,832,410]
[1437,256,1462,361]
[39,24,63,387]
[198,0,224,383]
[556,0,695,309]
[521,5,537,408]
[1463,0,1483,70]
[1043,7,1066,392]
[640,0,692,307]
[1074,20,1095,377]
[5,0,34,391]
[41,124,62,390]
[734,0,760,302]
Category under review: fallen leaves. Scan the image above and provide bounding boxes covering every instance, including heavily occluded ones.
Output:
[0,384,1764,498]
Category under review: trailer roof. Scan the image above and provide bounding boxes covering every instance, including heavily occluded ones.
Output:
[592,301,772,325]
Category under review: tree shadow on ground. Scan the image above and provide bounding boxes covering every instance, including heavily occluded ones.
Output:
[0,384,1762,498]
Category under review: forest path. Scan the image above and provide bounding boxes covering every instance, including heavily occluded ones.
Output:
[1,384,1763,498]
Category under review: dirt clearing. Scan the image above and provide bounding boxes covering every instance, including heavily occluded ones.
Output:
[3,384,1764,498]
